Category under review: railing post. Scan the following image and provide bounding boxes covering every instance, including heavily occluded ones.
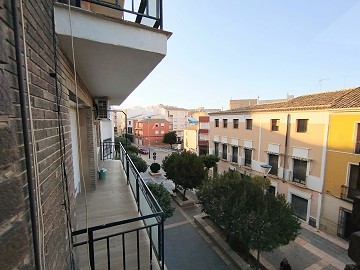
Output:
[126,155,130,185]
[160,213,165,270]
[159,0,163,29]
[136,175,140,211]
[88,228,95,270]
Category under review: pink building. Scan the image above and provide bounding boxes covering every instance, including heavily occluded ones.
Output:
[134,118,170,146]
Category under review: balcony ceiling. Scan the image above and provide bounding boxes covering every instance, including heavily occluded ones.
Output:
[54,4,171,106]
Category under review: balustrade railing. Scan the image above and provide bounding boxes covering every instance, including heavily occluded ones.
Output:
[58,0,163,29]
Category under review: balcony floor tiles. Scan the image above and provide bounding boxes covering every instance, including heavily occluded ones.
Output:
[75,160,160,270]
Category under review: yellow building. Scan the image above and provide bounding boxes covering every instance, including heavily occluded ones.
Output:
[184,125,199,154]
[321,111,360,238]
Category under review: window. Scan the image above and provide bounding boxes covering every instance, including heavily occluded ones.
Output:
[268,154,279,176]
[246,119,253,130]
[214,142,219,157]
[355,123,360,154]
[215,119,219,127]
[297,119,308,133]
[155,123,159,127]
[293,159,307,184]
[223,119,228,128]
[161,123,165,127]
[244,149,252,166]
[222,144,227,160]
[233,119,239,129]
[129,120,131,125]
[232,146,238,163]
[268,186,276,195]
[348,164,360,199]
[155,130,159,135]
[271,119,279,131]
[291,195,308,221]
[161,130,164,134]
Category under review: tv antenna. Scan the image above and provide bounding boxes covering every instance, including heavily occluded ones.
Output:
[319,77,330,90]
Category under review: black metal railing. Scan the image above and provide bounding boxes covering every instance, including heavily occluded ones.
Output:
[341,184,360,201]
[58,0,163,29]
[74,142,165,269]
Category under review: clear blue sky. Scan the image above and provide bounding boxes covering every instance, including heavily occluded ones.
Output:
[121,0,360,110]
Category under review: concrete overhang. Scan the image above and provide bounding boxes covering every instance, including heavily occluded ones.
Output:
[54,3,171,105]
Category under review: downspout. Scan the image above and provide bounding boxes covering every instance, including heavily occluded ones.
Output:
[283,114,291,180]
[11,0,41,269]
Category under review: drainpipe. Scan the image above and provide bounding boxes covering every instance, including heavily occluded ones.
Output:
[283,114,291,180]
[11,0,41,269]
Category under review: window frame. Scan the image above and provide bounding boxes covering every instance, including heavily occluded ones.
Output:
[297,119,308,133]
[215,119,219,127]
[233,119,239,129]
[271,119,279,131]
[246,119,253,130]
[223,119,228,128]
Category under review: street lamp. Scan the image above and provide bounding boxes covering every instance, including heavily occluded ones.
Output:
[260,164,272,193]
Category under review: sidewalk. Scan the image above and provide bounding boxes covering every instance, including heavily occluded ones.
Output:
[186,190,354,270]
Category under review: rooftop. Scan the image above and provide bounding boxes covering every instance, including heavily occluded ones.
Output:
[210,87,360,115]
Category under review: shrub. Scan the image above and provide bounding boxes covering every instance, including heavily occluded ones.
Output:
[150,162,161,173]
[147,182,175,219]
[129,154,147,173]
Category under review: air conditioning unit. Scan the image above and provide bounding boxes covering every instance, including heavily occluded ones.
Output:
[94,98,109,120]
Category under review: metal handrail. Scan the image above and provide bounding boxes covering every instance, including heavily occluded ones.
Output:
[58,0,163,29]
[73,141,165,269]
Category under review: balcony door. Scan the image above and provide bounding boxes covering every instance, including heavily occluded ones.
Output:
[348,163,360,199]
[244,148,252,166]
[293,159,307,184]
[268,154,279,176]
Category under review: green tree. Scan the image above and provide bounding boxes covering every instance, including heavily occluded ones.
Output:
[147,182,175,219]
[201,154,220,170]
[197,170,300,268]
[129,154,147,173]
[162,131,177,148]
[162,151,206,199]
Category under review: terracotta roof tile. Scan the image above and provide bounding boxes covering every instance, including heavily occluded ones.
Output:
[211,87,360,115]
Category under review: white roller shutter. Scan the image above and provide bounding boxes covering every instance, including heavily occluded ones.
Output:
[69,108,81,195]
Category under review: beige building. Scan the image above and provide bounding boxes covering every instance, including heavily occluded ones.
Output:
[184,125,199,153]
[209,89,359,228]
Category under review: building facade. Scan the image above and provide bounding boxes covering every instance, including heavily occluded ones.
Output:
[209,88,360,230]
[134,118,170,146]
[321,111,360,238]
[0,0,170,269]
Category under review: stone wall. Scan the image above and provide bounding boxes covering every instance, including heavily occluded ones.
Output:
[0,0,95,268]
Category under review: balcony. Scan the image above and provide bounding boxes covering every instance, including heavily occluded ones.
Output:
[73,142,164,269]
[54,0,171,105]
[198,140,209,146]
[341,185,360,201]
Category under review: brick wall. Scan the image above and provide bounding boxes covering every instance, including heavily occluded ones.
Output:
[0,0,95,269]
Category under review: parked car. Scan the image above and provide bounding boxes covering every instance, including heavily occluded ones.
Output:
[139,148,149,154]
